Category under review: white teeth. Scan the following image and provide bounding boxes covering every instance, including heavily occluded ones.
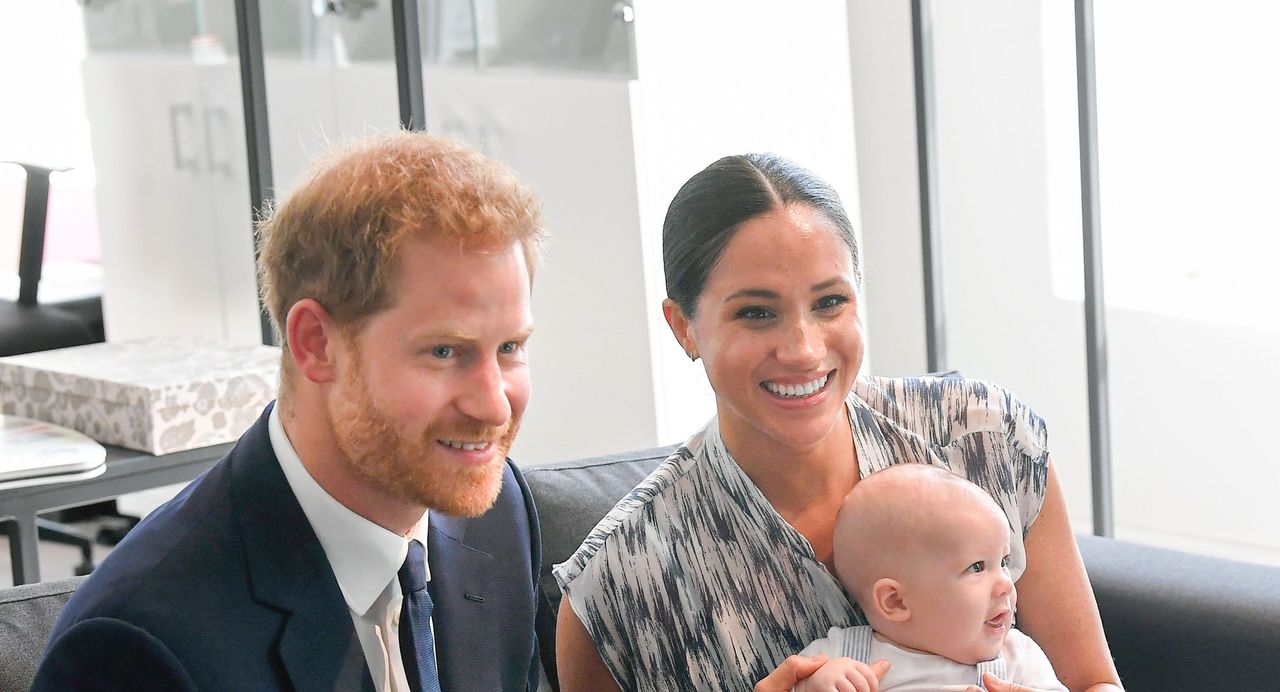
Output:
[764,373,829,398]
[442,440,489,451]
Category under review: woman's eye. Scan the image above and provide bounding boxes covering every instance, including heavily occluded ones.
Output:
[967,561,985,573]
[431,345,454,359]
[736,306,774,321]
[814,294,849,311]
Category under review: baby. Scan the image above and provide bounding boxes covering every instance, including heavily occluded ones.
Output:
[796,464,1066,692]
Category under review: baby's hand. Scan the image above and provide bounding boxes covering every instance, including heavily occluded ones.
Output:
[793,656,890,692]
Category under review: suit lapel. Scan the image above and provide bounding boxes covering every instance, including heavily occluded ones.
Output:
[230,404,375,692]
[429,513,497,691]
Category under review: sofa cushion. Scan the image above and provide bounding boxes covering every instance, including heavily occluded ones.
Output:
[0,576,85,691]
[523,445,676,689]
[1076,534,1280,690]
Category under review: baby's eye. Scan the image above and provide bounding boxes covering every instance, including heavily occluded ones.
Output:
[967,561,986,573]
[1000,555,1010,569]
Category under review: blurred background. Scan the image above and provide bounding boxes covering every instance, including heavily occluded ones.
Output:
[1,0,1275,583]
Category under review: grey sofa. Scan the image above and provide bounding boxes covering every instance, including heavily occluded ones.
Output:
[524,445,1280,692]
[0,576,83,691]
[4,445,1278,691]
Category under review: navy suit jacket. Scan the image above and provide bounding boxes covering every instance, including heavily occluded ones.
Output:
[32,403,541,691]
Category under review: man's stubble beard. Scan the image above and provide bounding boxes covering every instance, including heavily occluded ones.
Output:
[329,362,517,518]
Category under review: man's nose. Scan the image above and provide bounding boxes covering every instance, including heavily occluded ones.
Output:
[458,356,512,427]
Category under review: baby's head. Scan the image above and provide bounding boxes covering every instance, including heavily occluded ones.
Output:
[832,463,1015,665]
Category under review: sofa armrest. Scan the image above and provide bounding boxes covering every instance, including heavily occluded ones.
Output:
[1077,534,1280,690]
[524,445,676,690]
[0,576,86,690]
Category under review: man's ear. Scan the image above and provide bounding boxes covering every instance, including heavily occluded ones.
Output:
[871,578,910,623]
[662,298,698,360]
[285,298,343,385]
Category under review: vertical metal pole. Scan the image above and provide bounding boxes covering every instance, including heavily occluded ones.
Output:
[911,0,947,373]
[1074,0,1114,537]
[392,0,427,131]
[15,164,54,306]
[234,0,278,346]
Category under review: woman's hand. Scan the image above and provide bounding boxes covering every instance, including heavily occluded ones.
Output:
[792,656,890,692]
[968,673,1054,692]
[972,672,1121,692]
[753,655,828,692]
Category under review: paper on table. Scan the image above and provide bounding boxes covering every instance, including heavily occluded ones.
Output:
[0,414,107,486]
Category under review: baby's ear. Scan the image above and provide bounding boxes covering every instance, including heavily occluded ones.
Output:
[871,578,910,622]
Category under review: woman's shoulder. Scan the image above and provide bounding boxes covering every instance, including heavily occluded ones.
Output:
[852,374,1047,456]
[552,430,708,589]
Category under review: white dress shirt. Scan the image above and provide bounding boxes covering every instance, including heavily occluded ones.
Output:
[269,405,432,692]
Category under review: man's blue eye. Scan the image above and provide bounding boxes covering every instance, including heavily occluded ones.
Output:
[968,561,985,573]
[432,346,454,359]
[499,342,518,354]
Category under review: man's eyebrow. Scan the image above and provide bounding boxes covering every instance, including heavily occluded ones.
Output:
[411,330,478,342]
[410,325,536,342]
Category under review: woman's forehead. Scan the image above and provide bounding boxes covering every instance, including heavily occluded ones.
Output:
[704,209,855,290]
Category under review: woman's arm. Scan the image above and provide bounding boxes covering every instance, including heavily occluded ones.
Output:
[556,594,836,692]
[556,597,623,692]
[1015,461,1123,692]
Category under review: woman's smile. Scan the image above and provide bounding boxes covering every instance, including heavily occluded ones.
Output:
[761,370,833,399]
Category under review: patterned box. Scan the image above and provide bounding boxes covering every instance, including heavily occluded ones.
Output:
[0,338,280,455]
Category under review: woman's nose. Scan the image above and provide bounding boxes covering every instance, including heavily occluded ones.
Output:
[776,317,825,365]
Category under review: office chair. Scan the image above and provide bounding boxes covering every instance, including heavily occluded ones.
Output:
[0,162,106,576]
[0,163,102,356]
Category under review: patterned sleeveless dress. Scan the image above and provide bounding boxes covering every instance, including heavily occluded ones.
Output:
[554,376,1051,691]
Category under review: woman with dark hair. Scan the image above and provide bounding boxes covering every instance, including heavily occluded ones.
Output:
[554,153,1122,692]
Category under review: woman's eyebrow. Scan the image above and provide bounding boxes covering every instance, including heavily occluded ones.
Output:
[723,277,850,303]
[810,277,849,292]
[723,288,779,302]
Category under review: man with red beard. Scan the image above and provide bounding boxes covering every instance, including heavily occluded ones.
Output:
[34,132,545,692]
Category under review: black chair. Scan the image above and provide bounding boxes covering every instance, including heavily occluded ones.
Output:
[0,162,106,576]
[0,163,102,356]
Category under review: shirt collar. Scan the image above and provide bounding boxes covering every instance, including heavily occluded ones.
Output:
[269,404,429,616]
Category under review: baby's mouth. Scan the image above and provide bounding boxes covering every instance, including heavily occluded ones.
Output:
[984,609,1012,631]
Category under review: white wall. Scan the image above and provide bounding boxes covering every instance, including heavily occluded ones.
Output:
[844,0,928,377]
[630,0,862,445]
[0,0,91,170]
[846,0,1280,566]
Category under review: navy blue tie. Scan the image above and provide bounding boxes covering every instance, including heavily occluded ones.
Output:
[398,539,441,692]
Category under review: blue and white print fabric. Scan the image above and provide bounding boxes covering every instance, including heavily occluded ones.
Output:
[554,376,1051,692]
